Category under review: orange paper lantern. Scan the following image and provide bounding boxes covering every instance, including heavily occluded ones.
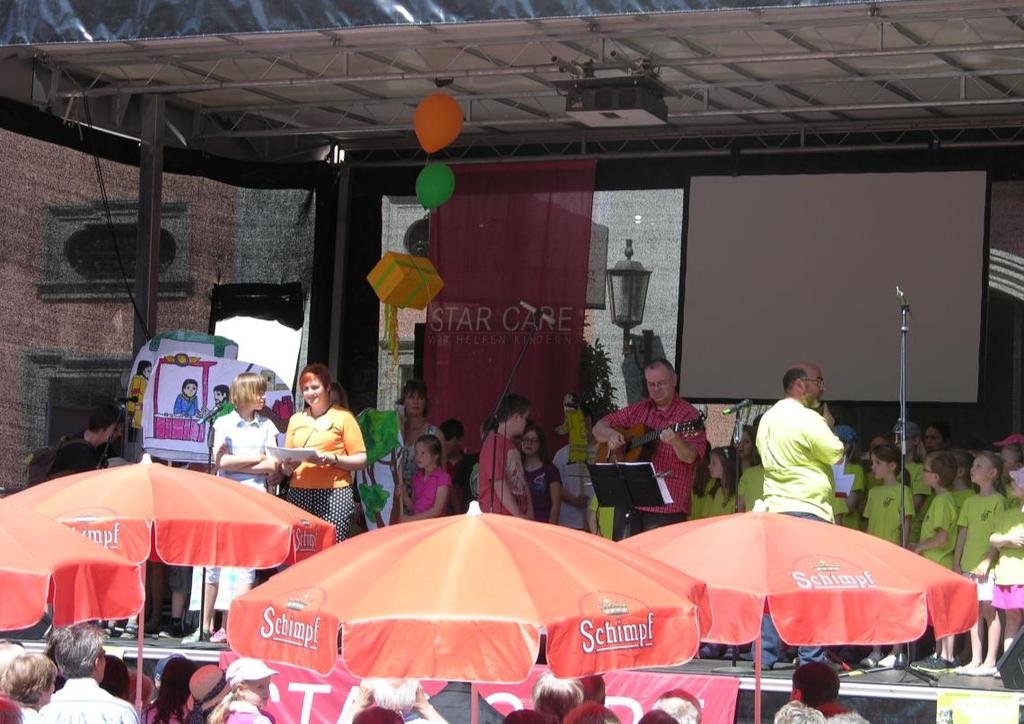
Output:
[367,251,444,310]
[413,93,463,153]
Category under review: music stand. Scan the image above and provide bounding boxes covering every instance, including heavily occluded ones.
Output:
[588,462,667,539]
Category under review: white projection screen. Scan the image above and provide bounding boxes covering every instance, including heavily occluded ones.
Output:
[680,171,987,403]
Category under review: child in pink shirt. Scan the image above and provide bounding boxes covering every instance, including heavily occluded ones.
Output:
[403,434,452,521]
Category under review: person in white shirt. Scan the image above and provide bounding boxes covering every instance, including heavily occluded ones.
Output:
[41,623,139,724]
[187,372,280,645]
[553,403,597,531]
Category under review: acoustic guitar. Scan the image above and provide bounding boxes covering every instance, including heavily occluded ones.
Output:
[596,416,706,463]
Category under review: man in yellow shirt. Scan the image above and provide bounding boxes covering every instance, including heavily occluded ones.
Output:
[755,362,845,669]
[757,363,845,522]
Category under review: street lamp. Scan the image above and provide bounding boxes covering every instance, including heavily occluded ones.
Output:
[606,238,652,357]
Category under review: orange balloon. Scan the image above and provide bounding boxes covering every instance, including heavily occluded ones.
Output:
[413,93,463,153]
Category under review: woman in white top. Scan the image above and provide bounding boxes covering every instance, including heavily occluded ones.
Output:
[191,372,280,644]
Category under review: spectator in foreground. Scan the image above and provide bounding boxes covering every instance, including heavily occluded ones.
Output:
[791,662,846,718]
[0,642,25,692]
[206,659,276,724]
[2,653,57,722]
[650,689,701,724]
[40,623,138,724]
[532,673,583,723]
[185,665,229,724]
[773,701,826,724]
[143,656,197,724]
[563,703,619,724]
[99,656,131,702]
[353,708,402,724]
[637,713,676,724]
[503,713,553,724]
[577,676,605,705]
[341,679,446,724]
[0,696,21,724]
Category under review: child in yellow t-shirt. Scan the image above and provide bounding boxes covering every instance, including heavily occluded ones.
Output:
[831,425,865,530]
[911,451,960,670]
[700,446,741,520]
[692,447,737,520]
[862,443,916,667]
[951,449,976,508]
[736,464,764,513]
[954,450,1007,675]
[990,466,1024,668]
[864,443,915,547]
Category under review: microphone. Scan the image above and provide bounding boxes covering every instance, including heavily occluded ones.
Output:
[519,300,556,326]
[199,401,227,425]
[896,285,911,315]
[116,396,138,404]
[722,399,753,416]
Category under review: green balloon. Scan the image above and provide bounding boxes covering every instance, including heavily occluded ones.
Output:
[416,163,455,210]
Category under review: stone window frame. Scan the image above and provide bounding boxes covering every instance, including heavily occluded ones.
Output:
[38,199,192,301]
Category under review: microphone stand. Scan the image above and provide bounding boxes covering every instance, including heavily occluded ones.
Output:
[196,401,225,643]
[891,288,932,682]
[730,411,744,668]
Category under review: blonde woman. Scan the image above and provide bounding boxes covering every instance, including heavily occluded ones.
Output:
[185,372,280,645]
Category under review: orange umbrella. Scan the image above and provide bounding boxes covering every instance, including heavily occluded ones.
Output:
[622,512,976,645]
[5,456,334,706]
[622,512,978,724]
[0,503,144,629]
[5,456,335,567]
[228,504,712,682]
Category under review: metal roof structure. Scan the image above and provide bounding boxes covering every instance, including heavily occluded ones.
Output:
[3,0,1024,163]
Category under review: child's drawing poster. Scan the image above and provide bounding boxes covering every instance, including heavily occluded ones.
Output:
[142,353,294,463]
[125,331,240,442]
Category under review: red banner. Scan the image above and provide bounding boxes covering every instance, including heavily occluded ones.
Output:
[220,654,739,724]
[425,161,596,451]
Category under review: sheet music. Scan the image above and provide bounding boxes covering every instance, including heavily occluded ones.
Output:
[655,475,674,505]
[832,462,856,497]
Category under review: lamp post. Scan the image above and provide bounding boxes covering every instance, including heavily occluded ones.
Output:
[606,239,652,364]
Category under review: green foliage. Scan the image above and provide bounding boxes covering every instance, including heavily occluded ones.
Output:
[579,337,617,420]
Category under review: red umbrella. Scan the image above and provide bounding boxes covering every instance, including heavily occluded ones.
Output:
[622,512,978,723]
[5,456,335,704]
[227,503,712,683]
[5,456,334,567]
[0,503,144,629]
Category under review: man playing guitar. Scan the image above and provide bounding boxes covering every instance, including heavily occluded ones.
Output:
[592,358,707,538]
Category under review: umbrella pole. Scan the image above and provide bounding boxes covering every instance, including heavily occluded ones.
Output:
[135,561,146,711]
[754,633,762,724]
[470,682,479,724]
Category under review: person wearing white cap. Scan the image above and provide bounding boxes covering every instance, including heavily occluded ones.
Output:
[206,659,277,724]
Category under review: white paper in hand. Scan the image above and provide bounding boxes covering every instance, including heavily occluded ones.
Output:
[266,445,318,465]
[832,463,856,497]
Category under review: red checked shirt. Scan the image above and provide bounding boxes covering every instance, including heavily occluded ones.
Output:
[601,396,707,515]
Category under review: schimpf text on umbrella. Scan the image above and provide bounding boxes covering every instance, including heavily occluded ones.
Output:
[791,570,877,590]
[580,613,655,653]
[74,522,122,550]
[259,607,321,650]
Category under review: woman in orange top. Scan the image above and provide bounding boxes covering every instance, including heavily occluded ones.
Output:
[282,363,367,542]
